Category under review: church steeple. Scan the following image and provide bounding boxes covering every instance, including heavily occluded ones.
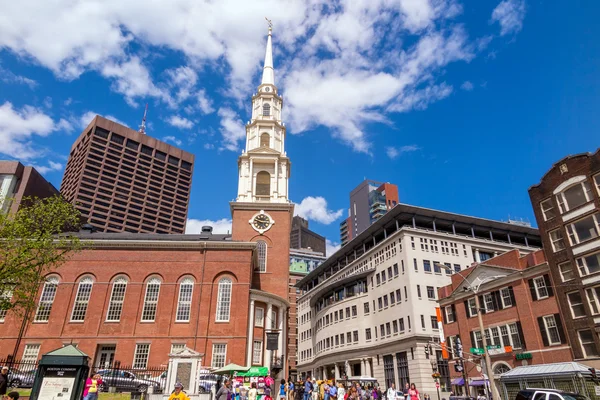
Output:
[261,24,275,86]
[234,21,290,204]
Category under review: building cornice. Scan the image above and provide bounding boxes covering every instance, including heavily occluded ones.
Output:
[78,239,257,251]
[250,289,290,308]
[230,201,294,213]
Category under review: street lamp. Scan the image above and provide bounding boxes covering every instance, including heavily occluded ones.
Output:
[436,262,503,400]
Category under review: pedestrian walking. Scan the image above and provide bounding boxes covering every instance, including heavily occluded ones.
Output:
[0,367,8,396]
[312,380,319,400]
[249,382,258,400]
[408,384,420,400]
[4,392,19,400]
[83,373,103,400]
[304,377,313,400]
[403,384,410,400]
[289,380,295,400]
[168,383,190,400]
[216,379,232,400]
[337,383,346,400]
[386,383,396,400]
[280,380,287,400]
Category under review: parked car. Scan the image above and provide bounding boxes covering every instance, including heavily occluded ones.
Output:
[8,369,36,388]
[95,369,162,393]
[198,372,219,394]
[148,371,167,393]
[516,389,590,400]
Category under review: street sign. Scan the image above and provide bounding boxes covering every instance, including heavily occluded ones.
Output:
[516,353,532,360]
[471,348,485,355]
[486,345,501,350]
[454,364,464,372]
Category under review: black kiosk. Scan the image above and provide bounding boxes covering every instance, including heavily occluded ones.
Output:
[30,345,90,400]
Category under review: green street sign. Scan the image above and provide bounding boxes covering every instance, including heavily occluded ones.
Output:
[487,345,501,350]
[515,353,532,360]
[471,348,485,355]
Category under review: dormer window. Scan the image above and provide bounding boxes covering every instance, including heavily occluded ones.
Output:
[262,103,271,116]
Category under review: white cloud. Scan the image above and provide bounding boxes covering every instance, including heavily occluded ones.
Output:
[460,81,474,91]
[162,135,183,146]
[295,196,344,225]
[197,90,215,114]
[185,218,232,234]
[326,239,340,257]
[204,143,215,150]
[0,102,70,159]
[0,65,38,89]
[79,111,126,130]
[166,115,194,129]
[491,0,526,36]
[386,145,421,159]
[218,108,245,151]
[33,161,63,175]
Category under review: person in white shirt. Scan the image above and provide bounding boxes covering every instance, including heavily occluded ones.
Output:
[386,384,397,400]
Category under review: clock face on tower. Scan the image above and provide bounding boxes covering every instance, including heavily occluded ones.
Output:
[249,210,275,234]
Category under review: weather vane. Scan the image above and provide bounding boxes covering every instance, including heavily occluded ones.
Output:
[265,17,272,29]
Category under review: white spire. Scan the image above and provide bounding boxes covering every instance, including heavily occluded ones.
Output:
[261,19,274,86]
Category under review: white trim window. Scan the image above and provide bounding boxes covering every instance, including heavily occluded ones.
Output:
[556,181,593,213]
[568,291,586,318]
[257,241,267,272]
[533,276,549,299]
[467,298,477,317]
[586,286,600,315]
[594,174,600,196]
[578,329,599,358]
[427,286,435,300]
[171,343,185,354]
[475,323,523,350]
[22,344,41,362]
[271,309,277,329]
[212,344,227,368]
[34,277,59,322]
[549,229,566,252]
[216,278,232,322]
[445,306,455,323]
[252,341,263,364]
[484,293,495,312]
[0,290,12,322]
[70,277,94,322]
[543,315,561,345]
[500,287,513,308]
[577,251,600,276]
[566,214,600,245]
[133,344,150,369]
[141,278,161,322]
[255,307,265,327]
[540,198,556,221]
[559,262,575,282]
[106,277,127,322]
[176,278,194,322]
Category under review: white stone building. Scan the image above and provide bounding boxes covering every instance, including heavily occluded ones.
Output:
[295,204,542,395]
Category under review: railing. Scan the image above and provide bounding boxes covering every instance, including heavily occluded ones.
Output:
[0,358,39,389]
[90,362,168,393]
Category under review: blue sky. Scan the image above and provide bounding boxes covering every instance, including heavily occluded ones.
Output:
[0,0,598,254]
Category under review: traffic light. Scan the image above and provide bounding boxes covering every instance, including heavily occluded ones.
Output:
[425,345,430,358]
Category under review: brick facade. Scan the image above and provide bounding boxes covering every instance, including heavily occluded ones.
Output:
[528,149,600,366]
[439,250,573,393]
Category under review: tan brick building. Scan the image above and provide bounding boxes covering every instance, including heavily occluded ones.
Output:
[438,250,573,396]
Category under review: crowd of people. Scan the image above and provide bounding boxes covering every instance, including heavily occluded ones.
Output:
[293,377,423,400]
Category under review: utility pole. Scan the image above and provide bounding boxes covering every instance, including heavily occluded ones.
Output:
[475,295,499,400]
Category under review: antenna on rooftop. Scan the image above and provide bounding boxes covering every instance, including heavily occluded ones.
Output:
[139,103,148,134]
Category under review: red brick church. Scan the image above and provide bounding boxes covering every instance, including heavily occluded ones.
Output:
[0,25,293,374]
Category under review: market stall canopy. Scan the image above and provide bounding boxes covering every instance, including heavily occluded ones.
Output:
[236,367,269,377]
[213,364,250,375]
[451,378,465,386]
[500,362,596,381]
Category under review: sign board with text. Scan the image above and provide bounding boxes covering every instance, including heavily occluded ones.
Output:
[471,348,485,355]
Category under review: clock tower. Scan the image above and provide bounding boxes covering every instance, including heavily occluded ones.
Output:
[230,23,293,302]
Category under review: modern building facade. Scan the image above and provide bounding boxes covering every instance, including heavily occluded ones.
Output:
[528,149,600,367]
[438,249,572,397]
[0,161,59,213]
[60,116,194,234]
[340,180,399,246]
[296,203,541,395]
[290,216,326,255]
[0,25,293,378]
[288,248,327,381]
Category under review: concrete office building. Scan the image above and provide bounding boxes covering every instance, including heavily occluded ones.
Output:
[0,161,59,214]
[60,116,194,234]
[340,180,399,246]
[529,149,600,366]
[296,203,541,396]
[290,216,326,255]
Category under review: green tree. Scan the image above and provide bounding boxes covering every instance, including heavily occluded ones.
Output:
[0,196,82,316]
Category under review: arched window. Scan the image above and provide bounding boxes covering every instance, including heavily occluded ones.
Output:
[106,277,128,322]
[176,278,194,322]
[257,240,267,272]
[260,133,270,147]
[71,276,94,321]
[263,103,271,116]
[216,278,232,322]
[141,278,161,322]
[256,171,271,196]
[34,277,59,322]
[493,363,511,375]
